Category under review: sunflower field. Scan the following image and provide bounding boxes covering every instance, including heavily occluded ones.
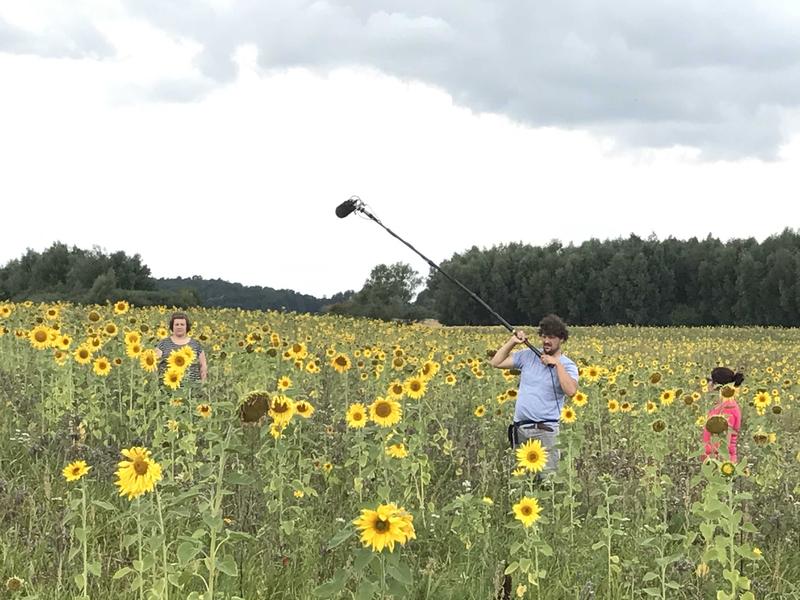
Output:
[1,301,799,599]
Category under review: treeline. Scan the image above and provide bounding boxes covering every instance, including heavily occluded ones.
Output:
[0,243,198,306]
[426,229,800,326]
[0,243,349,312]
[157,277,353,313]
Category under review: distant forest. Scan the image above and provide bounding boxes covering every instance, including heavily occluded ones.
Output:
[425,229,800,326]
[2,230,799,326]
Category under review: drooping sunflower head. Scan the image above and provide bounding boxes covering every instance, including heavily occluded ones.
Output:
[240,390,270,423]
[720,385,736,399]
[705,415,728,435]
[196,403,212,419]
[649,372,662,385]
[652,419,667,433]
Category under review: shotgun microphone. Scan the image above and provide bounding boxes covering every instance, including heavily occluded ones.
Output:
[335,197,362,218]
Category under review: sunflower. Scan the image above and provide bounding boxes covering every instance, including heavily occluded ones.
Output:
[386,380,405,399]
[659,389,676,405]
[239,390,270,422]
[620,401,633,413]
[103,322,118,337]
[115,447,162,500]
[386,443,408,459]
[125,343,142,359]
[331,353,351,373]
[512,496,542,528]
[179,344,196,364]
[583,366,601,382]
[277,375,292,391]
[62,460,91,482]
[444,373,456,386]
[753,391,771,410]
[403,376,427,400]
[139,349,157,372]
[0,304,13,319]
[607,399,620,413]
[516,439,548,473]
[295,400,315,418]
[369,397,402,427]
[420,360,440,380]
[73,346,92,365]
[645,401,658,414]
[163,367,183,390]
[92,356,112,377]
[196,403,212,419]
[353,503,416,553]
[168,351,190,371]
[652,419,667,433]
[269,394,295,426]
[44,306,60,320]
[114,300,130,315]
[5,576,24,592]
[561,406,577,423]
[29,325,51,350]
[56,335,71,350]
[287,342,308,360]
[346,403,369,428]
[649,372,662,385]
[720,461,736,477]
[87,310,101,323]
[474,405,486,417]
[705,415,728,435]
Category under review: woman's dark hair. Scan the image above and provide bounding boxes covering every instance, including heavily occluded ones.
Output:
[169,312,192,333]
[538,314,569,341]
[710,367,744,387]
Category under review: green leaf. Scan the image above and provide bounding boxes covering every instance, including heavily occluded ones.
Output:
[700,522,716,541]
[87,561,101,577]
[643,588,661,597]
[177,541,200,566]
[226,472,255,486]
[591,541,605,551]
[217,555,238,577]
[354,580,378,600]
[353,548,374,573]
[740,592,755,600]
[387,561,413,586]
[326,528,354,550]
[312,569,349,598]
[74,527,87,544]
[504,561,519,575]
[112,566,133,580]
[642,572,658,582]
[74,574,86,590]
[280,520,295,536]
[92,500,116,511]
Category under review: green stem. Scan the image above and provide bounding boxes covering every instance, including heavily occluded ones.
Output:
[81,485,89,598]
[137,499,144,600]
[156,489,169,600]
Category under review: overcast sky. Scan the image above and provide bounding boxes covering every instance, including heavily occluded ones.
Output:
[2,1,799,298]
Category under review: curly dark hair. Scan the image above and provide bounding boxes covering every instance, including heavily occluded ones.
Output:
[538,314,569,341]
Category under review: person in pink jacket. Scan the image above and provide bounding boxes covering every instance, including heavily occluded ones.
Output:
[701,367,743,463]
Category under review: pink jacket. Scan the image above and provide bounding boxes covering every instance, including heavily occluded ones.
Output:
[702,399,741,463]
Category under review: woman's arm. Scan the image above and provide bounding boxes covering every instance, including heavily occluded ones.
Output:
[199,351,208,382]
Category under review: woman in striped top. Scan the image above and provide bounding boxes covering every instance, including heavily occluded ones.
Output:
[155,312,208,383]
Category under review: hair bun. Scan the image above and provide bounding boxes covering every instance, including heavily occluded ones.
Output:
[733,372,745,387]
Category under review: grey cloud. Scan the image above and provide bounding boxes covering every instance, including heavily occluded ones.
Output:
[0,16,114,59]
[124,0,800,158]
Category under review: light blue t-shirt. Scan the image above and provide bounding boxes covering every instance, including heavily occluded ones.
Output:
[512,349,579,423]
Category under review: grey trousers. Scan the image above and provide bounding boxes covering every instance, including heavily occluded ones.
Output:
[513,423,560,474]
